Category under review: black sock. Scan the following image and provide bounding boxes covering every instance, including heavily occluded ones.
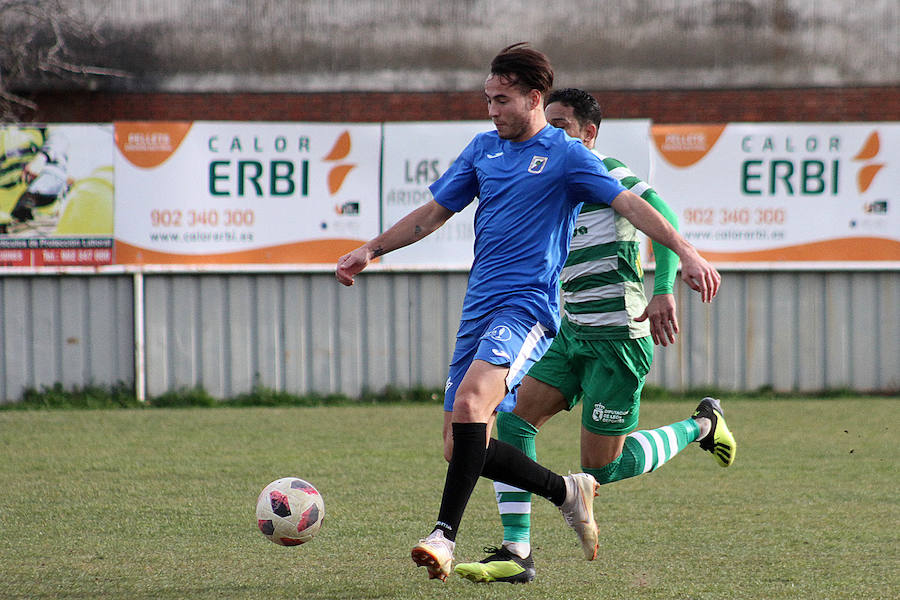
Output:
[434,422,487,542]
[482,437,568,506]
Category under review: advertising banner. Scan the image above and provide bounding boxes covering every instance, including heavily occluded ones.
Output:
[5,119,896,271]
[380,121,487,266]
[380,119,653,266]
[0,124,114,267]
[114,122,381,264]
[650,123,900,263]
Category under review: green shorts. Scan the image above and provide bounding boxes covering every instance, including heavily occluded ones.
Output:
[525,323,653,436]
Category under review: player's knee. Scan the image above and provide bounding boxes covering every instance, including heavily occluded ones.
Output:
[497,410,539,436]
[510,404,543,428]
[583,456,622,485]
[452,390,491,422]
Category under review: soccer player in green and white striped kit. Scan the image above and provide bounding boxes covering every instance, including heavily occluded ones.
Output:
[454,88,737,584]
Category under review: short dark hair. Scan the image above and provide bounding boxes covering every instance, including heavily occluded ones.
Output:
[546,88,602,128]
[490,42,554,95]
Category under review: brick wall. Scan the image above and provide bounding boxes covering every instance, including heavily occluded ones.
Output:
[26,86,899,123]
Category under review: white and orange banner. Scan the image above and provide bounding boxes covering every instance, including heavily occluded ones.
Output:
[650,123,900,262]
[5,121,897,269]
[113,122,381,264]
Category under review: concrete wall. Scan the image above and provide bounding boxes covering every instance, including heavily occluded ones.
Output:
[6,0,899,93]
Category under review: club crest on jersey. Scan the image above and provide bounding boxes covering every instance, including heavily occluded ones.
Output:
[528,155,549,174]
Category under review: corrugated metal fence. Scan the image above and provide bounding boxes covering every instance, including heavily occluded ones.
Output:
[1,268,898,402]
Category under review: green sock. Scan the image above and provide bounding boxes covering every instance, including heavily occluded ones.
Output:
[493,411,538,544]
[586,418,700,485]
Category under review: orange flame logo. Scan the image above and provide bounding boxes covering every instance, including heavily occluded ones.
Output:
[852,131,884,193]
[323,130,355,195]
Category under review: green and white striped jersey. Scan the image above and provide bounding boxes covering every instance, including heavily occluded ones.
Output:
[561,153,676,340]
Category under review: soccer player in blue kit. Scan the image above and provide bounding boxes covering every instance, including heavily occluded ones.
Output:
[336,43,720,582]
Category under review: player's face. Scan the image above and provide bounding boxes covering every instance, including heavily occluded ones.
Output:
[544,102,587,144]
[484,74,535,142]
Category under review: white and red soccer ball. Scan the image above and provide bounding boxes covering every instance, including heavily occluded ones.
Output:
[256,477,325,546]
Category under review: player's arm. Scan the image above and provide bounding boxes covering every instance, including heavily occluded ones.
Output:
[634,188,680,345]
[610,189,720,302]
[641,189,679,296]
[336,200,454,286]
[23,129,69,183]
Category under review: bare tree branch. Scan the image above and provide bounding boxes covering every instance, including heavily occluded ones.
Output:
[0,88,37,111]
[0,0,130,121]
[42,54,131,79]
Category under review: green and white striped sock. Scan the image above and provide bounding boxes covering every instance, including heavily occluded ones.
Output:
[586,418,701,484]
[493,411,538,547]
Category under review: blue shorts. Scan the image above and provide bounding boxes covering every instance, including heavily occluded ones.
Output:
[443,308,552,413]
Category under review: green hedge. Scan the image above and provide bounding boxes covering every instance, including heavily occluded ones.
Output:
[0,381,874,410]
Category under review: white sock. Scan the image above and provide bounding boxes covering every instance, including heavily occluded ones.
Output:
[694,417,712,440]
[426,529,454,548]
[503,541,531,558]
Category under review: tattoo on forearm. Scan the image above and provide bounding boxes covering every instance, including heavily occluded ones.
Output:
[372,246,385,258]
[414,225,423,237]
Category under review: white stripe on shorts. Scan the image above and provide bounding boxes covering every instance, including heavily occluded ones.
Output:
[506,321,549,390]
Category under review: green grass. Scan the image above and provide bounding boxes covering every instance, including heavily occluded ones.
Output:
[0,398,896,599]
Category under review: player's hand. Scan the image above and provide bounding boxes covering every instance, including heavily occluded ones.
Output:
[335,246,371,286]
[635,293,678,346]
[679,252,721,302]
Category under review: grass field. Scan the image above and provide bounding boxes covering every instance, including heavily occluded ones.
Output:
[0,398,896,599]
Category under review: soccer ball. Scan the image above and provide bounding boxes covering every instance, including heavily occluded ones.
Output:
[256,477,325,546]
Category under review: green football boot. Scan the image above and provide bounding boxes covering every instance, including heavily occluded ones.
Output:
[693,397,736,467]
[454,546,536,584]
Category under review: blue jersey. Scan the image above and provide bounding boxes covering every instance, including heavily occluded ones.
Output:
[430,124,626,334]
